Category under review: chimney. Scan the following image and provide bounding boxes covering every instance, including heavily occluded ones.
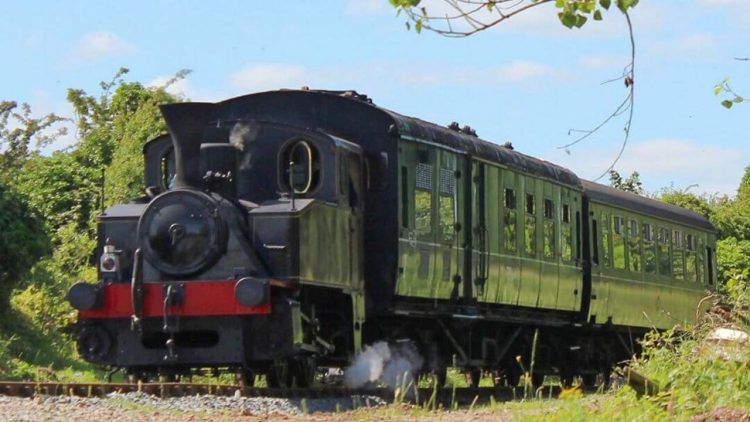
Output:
[160,103,214,189]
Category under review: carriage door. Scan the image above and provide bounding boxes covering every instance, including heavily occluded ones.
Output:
[341,149,365,290]
[434,150,465,300]
[469,160,488,301]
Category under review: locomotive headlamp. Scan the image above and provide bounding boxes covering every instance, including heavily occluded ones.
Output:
[234,277,269,307]
[100,241,120,273]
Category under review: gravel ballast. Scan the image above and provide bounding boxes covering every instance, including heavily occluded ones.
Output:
[0,392,387,421]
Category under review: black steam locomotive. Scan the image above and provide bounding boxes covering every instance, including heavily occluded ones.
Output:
[68,89,716,387]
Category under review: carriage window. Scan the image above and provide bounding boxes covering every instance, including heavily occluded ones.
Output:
[505,188,516,209]
[526,194,535,214]
[543,199,555,259]
[592,218,599,265]
[401,166,409,229]
[697,237,704,284]
[657,227,671,277]
[612,216,626,270]
[504,188,517,252]
[643,223,654,242]
[601,213,611,267]
[643,223,656,274]
[525,194,536,256]
[438,168,456,242]
[628,220,640,272]
[415,162,433,237]
[672,230,684,280]
[561,203,572,262]
[685,234,697,282]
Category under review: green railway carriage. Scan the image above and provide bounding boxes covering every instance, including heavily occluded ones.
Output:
[68,89,717,388]
[582,181,717,329]
[395,129,585,315]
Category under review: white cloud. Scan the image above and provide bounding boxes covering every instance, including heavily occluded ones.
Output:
[546,138,744,195]
[60,31,136,69]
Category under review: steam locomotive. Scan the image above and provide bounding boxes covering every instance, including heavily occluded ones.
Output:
[68,89,716,387]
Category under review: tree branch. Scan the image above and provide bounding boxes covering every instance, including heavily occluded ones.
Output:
[562,10,636,182]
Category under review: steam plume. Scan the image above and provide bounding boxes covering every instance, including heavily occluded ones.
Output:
[344,341,424,390]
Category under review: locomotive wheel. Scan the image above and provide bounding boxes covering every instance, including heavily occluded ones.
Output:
[431,366,447,389]
[504,366,522,387]
[581,373,598,389]
[559,371,574,388]
[531,372,545,388]
[266,359,292,388]
[290,356,317,388]
[236,368,256,387]
[126,371,149,384]
[465,368,481,388]
[158,373,180,383]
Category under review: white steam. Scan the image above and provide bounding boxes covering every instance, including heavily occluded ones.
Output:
[229,122,253,151]
[344,341,424,390]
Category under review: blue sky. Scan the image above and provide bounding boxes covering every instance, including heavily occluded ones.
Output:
[1,0,748,195]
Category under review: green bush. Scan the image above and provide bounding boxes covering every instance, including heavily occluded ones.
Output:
[0,184,49,307]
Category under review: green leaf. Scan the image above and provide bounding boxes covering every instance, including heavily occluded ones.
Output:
[580,1,596,13]
[574,14,588,28]
[558,12,576,28]
[389,0,421,7]
[714,85,723,96]
[555,0,565,7]
[594,10,603,20]
[733,96,744,103]
[415,19,422,33]
[722,100,734,109]
[600,0,611,9]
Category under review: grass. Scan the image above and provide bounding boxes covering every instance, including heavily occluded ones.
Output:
[0,305,103,382]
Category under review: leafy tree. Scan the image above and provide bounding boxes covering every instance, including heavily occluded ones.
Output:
[658,189,713,220]
[0,101,66,308]
[6,68,184,343]
[0,184,49,308]
[0,101,68,182]
[711,165,750,241]
[608,169,643,195]
[716,236,750,296]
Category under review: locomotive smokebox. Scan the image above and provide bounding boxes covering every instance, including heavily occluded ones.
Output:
[160,103,214,189]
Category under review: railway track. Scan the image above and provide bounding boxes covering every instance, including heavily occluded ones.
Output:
[0,381,563,405]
